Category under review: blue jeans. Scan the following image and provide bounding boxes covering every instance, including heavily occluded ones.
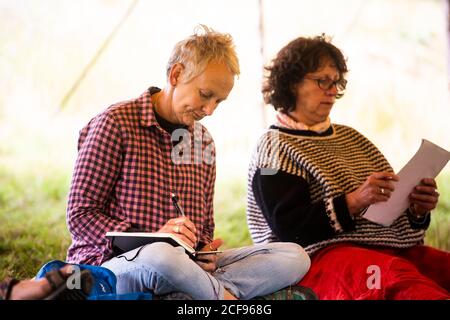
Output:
[101,242,310,300]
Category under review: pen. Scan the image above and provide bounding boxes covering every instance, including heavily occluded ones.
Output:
[171,193,186,217]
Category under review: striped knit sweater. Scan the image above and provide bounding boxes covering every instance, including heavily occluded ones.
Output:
[247,124,429,255]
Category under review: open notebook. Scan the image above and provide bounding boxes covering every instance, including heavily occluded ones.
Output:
[106,232,221,259]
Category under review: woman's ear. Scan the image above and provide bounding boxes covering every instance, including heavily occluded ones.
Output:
[290,82,298,95]
[169,63,184,86]
[290,82,299,100]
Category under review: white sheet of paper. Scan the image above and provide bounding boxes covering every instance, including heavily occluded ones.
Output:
[363,139,450,226]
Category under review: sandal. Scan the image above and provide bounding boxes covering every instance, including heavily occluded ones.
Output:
[0,277,20,300]
[44,268,93,300]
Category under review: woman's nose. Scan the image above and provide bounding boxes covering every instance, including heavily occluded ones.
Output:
[326,85,338,96]
[202,101,216,116]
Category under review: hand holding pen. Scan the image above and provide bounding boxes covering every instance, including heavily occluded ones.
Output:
[171,193,185,217]
[195,239,224,273]
[156,193,197,247]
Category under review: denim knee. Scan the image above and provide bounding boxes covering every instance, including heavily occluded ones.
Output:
[266,242,311,283]
[138,242,186,264]
[136,242,192,281]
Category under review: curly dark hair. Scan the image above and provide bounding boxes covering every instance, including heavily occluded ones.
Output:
[263,34,348,113]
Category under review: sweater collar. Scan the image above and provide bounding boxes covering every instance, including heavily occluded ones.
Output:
[275,112,331,133]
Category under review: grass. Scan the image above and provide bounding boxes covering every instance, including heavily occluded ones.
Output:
[214,179,253,249]
[427,174,450,249]
[0,169,71,279]
[0,168,449,280]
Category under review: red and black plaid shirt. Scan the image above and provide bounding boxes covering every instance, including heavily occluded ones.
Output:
[66,87,216,265]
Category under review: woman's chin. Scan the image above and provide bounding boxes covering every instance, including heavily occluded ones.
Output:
[182,117,196,126]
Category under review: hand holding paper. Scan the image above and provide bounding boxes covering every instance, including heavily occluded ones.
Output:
[409,178,440,217]
[363,139,450,226]
[345,172,399,216]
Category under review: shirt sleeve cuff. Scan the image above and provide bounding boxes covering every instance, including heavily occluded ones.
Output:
[113,221,132,232]
[407,209,431,229]
[324,197,345,233]
[332,195,356,232]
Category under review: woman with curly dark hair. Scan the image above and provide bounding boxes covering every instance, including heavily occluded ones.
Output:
[247,35,450,300]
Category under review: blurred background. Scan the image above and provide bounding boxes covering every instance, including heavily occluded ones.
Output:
[1,0,449,278]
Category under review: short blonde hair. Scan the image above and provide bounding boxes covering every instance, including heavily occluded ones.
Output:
[166,25,240,83]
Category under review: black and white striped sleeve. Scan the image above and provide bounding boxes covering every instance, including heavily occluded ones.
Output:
[251,168,356,247]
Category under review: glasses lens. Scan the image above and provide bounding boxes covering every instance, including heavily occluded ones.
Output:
[336,79,347,98]
[318,79,333,90]
[337,79,347,92]
[310,77,347,96]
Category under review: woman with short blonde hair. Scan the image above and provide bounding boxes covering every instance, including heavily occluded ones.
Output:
[166,24,240,83]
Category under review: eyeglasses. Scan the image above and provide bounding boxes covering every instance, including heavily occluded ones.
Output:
[304,77,347,98]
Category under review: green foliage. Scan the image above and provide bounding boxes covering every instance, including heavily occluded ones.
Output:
[426,173,450,249]
[214,179,253,249]
[0,169,71,279]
